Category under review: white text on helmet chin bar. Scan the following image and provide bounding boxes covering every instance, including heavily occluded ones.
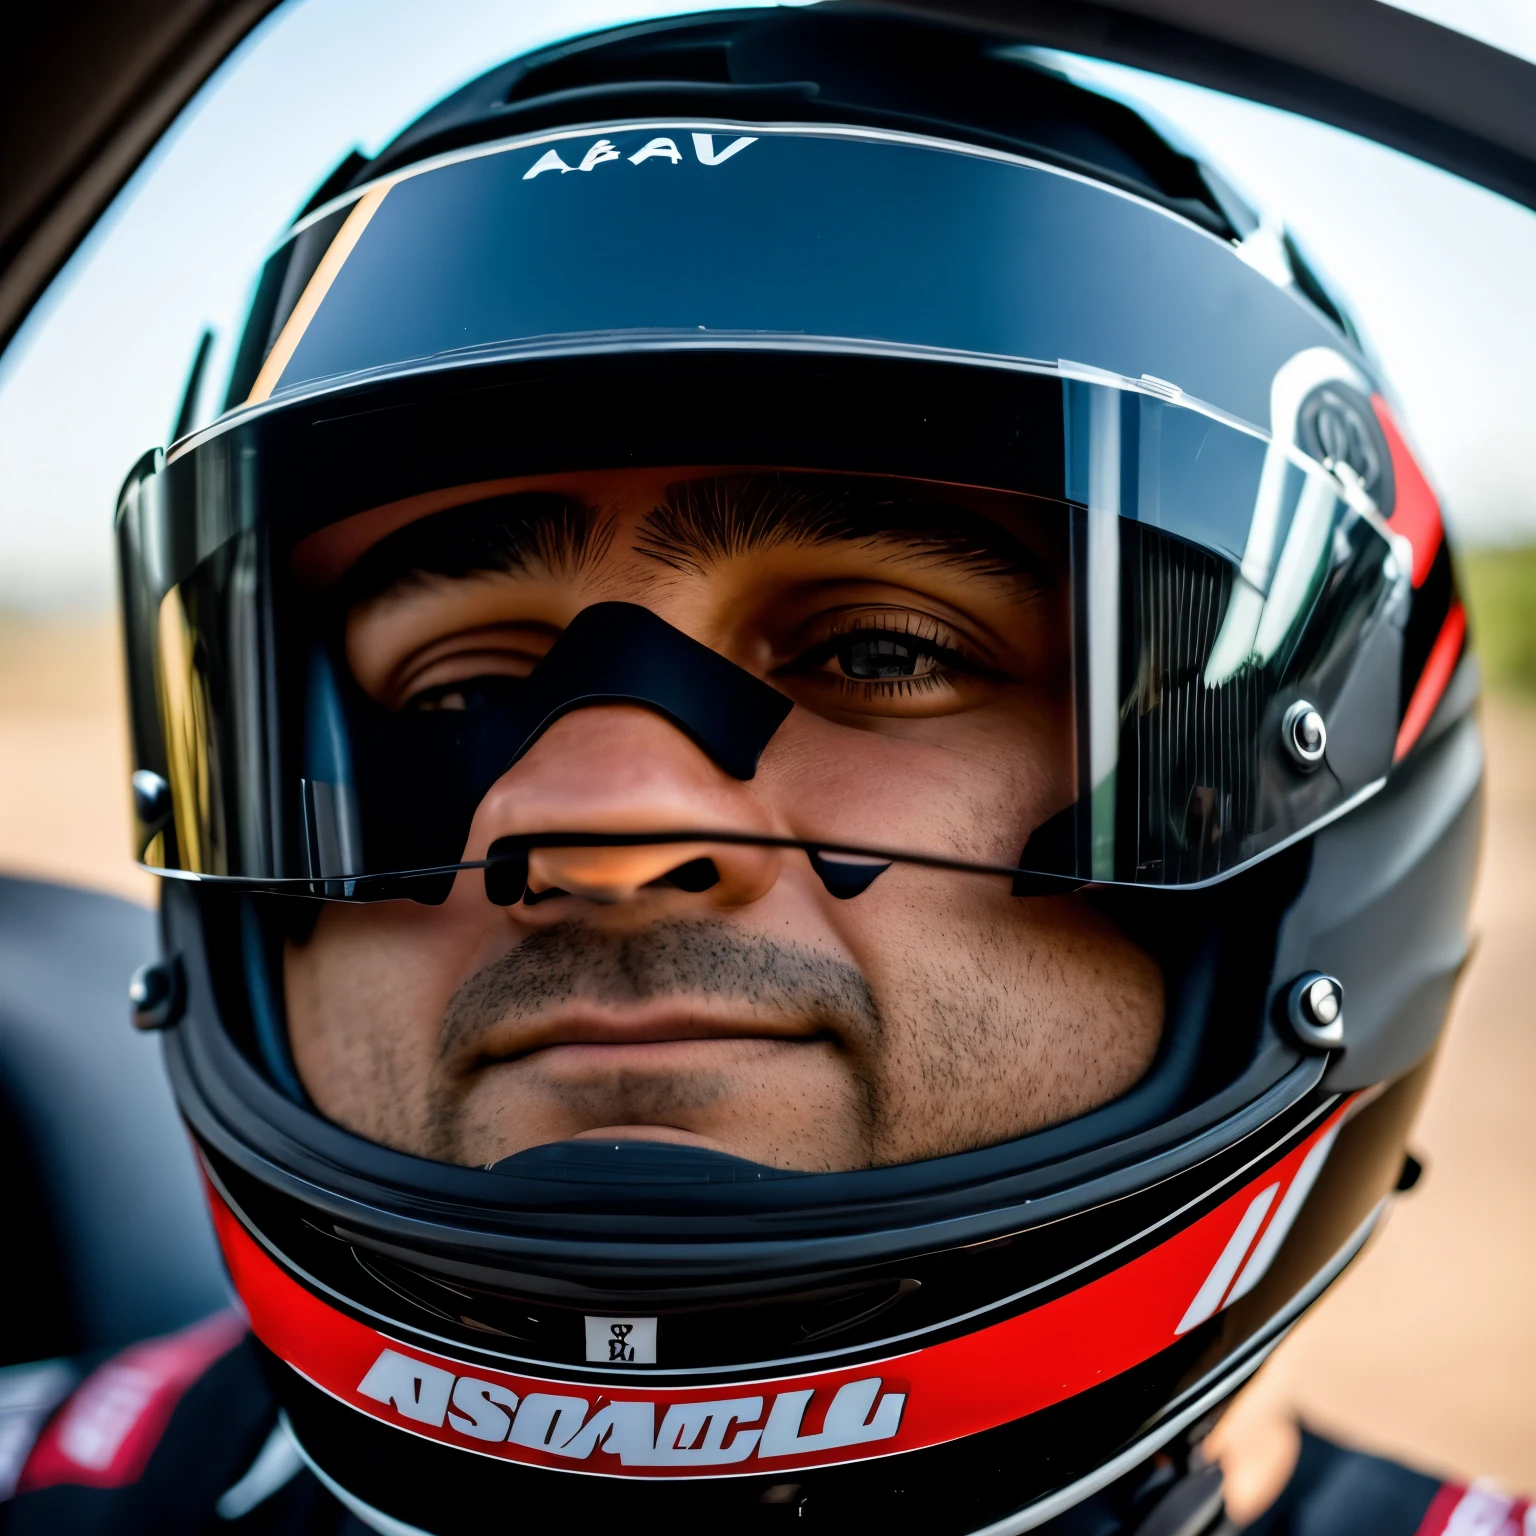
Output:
[357,1348,906,1466]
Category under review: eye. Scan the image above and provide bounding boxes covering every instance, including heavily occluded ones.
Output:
[832,631,949,681]
[404,673,527,712]
[778,609,991,716]
[381,626,557,712]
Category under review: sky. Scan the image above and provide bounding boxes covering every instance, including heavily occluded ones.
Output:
[1384,0,1536,65]
[0,0,1532,609]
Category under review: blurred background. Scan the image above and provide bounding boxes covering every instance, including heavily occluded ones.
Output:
[0,0,1532,1502]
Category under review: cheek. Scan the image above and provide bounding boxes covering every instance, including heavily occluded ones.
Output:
[1017,898,1167,1078]
[760,706,1074,863]
[284,880,512,1124]
[826,876,1165,1160]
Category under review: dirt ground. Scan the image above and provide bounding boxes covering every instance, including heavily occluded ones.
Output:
[2,613,1532,1500]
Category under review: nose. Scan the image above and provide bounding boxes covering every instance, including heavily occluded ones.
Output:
[469,704,783,911]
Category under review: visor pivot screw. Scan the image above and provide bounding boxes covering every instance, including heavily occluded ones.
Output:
[1282,700,1327,770]
[1285,971,1344,1051]
[131,769,172,827]
[129,957,185,1032]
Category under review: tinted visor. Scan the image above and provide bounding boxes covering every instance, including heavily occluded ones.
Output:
[224,122,1341,431]
[120,353,1406,899]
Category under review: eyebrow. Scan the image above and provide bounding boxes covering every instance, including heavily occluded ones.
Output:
[634,475,1053,587]
[342,492,612,606]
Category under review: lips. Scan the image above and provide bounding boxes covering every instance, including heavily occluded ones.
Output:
[461,1007,826,1069]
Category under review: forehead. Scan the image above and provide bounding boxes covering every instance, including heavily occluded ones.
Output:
[297,468,1063,601]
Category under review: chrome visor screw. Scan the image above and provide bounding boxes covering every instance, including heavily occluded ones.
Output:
[129,957,185,1032]
[1282,700,1327,770]
[131,768,172,826]
[1285,972,1345,1051]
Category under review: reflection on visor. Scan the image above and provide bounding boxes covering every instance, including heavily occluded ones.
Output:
[122,368,1407,901]
[304,601,793,890]
[233,828,1082,907]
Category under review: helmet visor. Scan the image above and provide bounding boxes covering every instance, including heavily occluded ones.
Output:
[121,354,1404,899]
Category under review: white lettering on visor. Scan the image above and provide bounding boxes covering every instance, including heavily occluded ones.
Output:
[523,133,756,179]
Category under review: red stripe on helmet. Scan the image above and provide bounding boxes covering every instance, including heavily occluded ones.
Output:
[1394,602,1466,763]
[1371,395,1442,589]
[204,1105,1352,1479]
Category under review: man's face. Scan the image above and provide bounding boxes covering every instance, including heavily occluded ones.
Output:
[284,471,1163,1171]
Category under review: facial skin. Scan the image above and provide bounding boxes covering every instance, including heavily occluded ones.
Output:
[285,471,1164,1171]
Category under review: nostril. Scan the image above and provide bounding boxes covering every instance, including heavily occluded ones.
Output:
[522,884,571,906]
[484,844,529,907]
[663,857,720,893]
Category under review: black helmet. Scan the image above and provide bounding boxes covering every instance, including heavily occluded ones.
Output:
[116,9,1480,1533]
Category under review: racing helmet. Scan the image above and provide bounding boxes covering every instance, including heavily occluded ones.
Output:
[116,9,1481,1533]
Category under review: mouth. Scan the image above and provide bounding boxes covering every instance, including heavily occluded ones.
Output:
[459,1006,829,1070]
